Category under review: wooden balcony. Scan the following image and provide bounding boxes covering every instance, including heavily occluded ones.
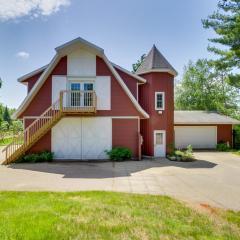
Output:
[60,90,97,114]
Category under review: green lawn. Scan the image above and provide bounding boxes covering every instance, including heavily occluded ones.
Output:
[232,150,240,156]
[0,191,239,240]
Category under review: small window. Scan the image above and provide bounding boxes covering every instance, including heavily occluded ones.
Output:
[84,83,93,91]
[155,133,163,145]
[155,92,165,110]
[71,83,81,91]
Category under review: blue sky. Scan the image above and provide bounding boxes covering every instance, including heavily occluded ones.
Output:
[0,0,218,108]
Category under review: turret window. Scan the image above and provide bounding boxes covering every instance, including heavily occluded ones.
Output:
[155,92,165,110]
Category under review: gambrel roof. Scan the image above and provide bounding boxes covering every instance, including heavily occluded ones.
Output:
[13,37,149,119]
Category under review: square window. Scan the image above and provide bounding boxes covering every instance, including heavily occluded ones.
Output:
[71,83,80,91]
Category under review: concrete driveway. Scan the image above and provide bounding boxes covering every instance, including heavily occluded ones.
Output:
[0,148,240,210]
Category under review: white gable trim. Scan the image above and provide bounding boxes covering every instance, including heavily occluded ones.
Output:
[55,37,104,54]
[13,54,60,119]
[111,63,146,83]
[103,55,149,119]
[18,64,48,83]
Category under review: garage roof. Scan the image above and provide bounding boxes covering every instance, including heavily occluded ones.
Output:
[174,111,240,125]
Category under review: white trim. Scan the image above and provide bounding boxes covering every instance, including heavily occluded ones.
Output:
[102,54,149,119]
[111,62,146,83]
[67,76,96,81]
[13,54,60,119]
[55,37,104,54]
[18,64,48,83]
[111,116,139,119]
[137,68,177,77]
[155,92,165,111]
[24,115,140,119]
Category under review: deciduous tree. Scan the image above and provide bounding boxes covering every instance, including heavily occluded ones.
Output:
[175,59,240,119]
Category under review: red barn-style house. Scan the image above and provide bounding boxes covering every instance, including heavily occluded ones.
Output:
[3,38,239,163]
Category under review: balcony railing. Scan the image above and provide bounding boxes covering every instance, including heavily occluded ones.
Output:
[60,90,97,113]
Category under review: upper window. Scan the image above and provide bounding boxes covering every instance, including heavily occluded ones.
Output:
[71,83,81,91]
[155,92,165,110]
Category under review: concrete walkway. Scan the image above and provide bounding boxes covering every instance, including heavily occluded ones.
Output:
[0,148,240,210]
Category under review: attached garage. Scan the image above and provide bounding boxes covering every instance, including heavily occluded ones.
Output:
[52,117,112,160]
[175,126,217,149]
[174,111,240,149]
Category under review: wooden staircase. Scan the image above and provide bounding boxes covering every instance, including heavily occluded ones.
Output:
[2,99,63,165]
[2,90,97,165]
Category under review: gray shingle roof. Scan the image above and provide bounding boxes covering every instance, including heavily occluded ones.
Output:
[136,45,177,76]
[174,111,240,124]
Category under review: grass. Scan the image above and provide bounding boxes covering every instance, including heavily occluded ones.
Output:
[232,150,240,156]
[0,137,13,146]
[0,192,239,240]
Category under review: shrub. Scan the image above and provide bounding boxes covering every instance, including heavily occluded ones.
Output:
[216,142,230,152]
[105,147,132,161]
[168,145,194,162]
[17,151,54,163]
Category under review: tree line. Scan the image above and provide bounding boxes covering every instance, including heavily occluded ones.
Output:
[0,103,23,142]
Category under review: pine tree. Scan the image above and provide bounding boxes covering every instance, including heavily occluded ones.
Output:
[202,0,240,88]
[3,106,11,125]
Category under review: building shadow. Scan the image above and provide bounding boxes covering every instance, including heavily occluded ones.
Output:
[7,157,217,179]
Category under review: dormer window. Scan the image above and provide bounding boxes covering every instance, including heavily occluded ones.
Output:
[155,92,165,110]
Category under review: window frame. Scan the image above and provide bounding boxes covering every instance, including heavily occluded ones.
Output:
[155,92,165,110]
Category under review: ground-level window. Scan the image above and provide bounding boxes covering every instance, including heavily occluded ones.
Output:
[155,132,163,145]
[155,92,165,110]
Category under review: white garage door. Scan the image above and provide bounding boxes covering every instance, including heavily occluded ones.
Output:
[174,126,217,149]
[52,117,112,160]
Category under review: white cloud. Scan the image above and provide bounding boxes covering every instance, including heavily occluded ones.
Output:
[0,0,70,21]
[16,51,30,59]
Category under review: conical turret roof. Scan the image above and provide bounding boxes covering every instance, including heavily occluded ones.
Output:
[136,45,177,76]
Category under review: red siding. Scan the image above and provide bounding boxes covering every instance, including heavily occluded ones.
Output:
[217,124,232,146]
[19,56,67,118]
[22,71,44,93]
[96,57,143,117]
[112,119,139,158]
[27,131,51,154]
[139,72,174,156]
[174,124,233,147]
[115,67,138,99]
[20,56,67,153]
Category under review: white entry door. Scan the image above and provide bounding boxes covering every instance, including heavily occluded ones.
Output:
[154,130,166,157]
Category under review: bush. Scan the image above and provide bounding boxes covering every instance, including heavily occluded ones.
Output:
[168,145,194,162]
[17,151,54,163]
[216,142,230,151]
[105,147,132,161]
